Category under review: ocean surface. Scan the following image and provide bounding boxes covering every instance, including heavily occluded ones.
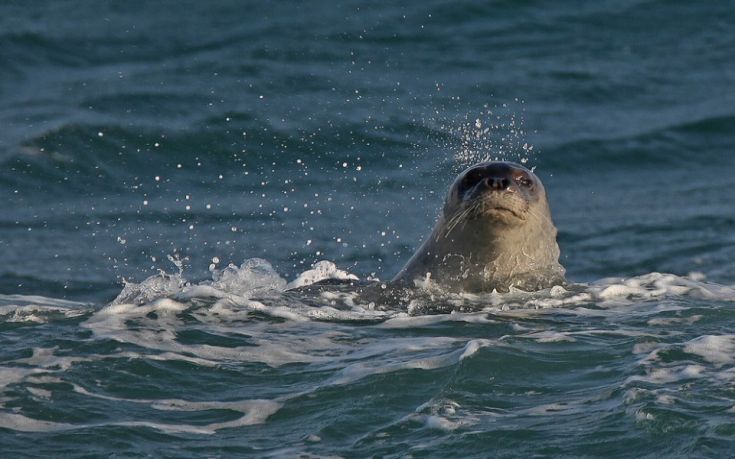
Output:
[2,1,735,457]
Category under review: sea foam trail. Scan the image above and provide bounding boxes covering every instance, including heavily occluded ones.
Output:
[0,294,92,324]
[109,258,735,317]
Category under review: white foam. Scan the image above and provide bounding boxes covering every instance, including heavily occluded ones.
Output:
[105,259,735,327]
[683,335,735,365]
[0,400,280,434]
[401,399,480,432]
[647,315,702,326]
[0,412,74,432]
[0,367,41,391]
[326,338,493,385]
[112,271,187,305]
[627,365,706,384]
[0,294,88,309]
[655,394,676,405]
[8,267,735,440]
[111,258,289,306]
[421,415,467,431]
[459,339,490,359]
[632,342,660,354]
[391,272,730,315]
[210,258,287,297]
[82,298,333,367]
[286,260,359,289]
[73,385,281,432]
[224,297,310,322]
[0,294,91,324]
[635,410,655,422]
[26,387,52,399]
[524,331,577,343]
[589,273,735,304]
[379,313,496,329]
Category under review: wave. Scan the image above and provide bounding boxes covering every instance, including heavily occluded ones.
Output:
[539,113,735,171]
[3,262,735,457]
[101,258,735,317]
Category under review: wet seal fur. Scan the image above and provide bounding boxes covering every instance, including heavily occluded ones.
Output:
[392,161,565,293]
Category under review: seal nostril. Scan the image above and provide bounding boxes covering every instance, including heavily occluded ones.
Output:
[484,177,510,190]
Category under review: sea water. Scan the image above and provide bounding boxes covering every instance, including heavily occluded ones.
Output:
[1,1,735,457]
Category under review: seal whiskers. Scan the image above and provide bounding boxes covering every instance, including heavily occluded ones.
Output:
[441,201,479,239]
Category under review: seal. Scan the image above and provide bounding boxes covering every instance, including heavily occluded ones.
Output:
[392,161,565,293]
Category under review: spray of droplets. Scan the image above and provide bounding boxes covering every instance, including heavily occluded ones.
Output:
[434,100,537,171]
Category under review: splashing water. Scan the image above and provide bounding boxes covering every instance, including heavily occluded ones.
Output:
[432,100,537,170]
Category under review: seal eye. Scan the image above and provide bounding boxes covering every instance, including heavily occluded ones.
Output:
[515,175,533,188]
[459,169,483,192]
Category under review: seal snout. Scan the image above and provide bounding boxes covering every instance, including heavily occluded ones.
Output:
[478,163,527,192]
[459,162,534,196]
[481,175,511,191]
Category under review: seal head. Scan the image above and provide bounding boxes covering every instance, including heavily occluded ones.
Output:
[392,161,565,292]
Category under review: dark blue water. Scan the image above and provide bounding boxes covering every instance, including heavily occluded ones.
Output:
[2,1,735,457]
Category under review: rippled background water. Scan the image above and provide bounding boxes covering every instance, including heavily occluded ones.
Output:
[2,1,735,457]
